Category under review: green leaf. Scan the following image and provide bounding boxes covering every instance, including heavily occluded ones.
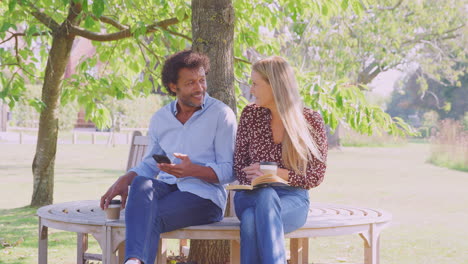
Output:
[28,98,46,112]
[84,15,96,29]
[8,0,17,12]
[82,0,89,12]
[175,6,187,22]
[0,22,15,32]
[92,0,106,18]
[341,0,349,10]
[321,4,329,16]
[352,1,363,15]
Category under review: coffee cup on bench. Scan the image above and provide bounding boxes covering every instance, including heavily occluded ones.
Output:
[105,199,122,221]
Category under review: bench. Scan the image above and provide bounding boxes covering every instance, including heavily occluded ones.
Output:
[37,131,392,264]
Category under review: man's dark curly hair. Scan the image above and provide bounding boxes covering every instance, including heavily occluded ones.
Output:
[161,50,210,96]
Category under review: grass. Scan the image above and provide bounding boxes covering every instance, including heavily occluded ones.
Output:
[1,143,467,263]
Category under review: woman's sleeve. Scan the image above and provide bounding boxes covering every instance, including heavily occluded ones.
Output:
[288,110,328,189]
[233,105,254,185]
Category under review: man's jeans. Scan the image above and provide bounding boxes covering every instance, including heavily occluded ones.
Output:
[125,176,222,264]
[234,186,310,264]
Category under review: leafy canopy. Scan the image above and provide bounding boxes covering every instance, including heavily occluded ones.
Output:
[0,0,414,135]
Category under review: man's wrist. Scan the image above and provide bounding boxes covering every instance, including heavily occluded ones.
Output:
[122,171,138,185]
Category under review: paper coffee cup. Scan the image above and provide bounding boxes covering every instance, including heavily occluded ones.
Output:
[260,162,278,176]
[105,200,121,220]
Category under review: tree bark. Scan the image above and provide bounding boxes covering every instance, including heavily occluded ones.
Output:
[31,2,81,207]
[189,0,235,263]
[192,0,236,113]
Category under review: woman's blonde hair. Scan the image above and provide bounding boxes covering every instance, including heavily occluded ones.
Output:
[252,56,324,173]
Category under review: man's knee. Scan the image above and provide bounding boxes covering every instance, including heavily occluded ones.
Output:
[130,176,152,191]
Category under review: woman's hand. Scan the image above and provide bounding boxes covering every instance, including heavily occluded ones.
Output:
[241,162,263,181]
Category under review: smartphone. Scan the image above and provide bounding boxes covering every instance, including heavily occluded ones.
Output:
[152,154,172,164]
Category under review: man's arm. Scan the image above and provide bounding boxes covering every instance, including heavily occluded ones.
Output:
[100,113,163,209]
[158,106,237,184]
[100,171,137,210]
[158,153,219,183]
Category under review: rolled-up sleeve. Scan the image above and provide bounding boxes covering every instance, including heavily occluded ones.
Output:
[206,106,237,185]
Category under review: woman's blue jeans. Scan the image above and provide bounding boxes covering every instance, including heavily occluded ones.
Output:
[234,186,310,264]
[125,176,222,264]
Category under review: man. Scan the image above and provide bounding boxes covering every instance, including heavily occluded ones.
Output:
[100,50,237,264]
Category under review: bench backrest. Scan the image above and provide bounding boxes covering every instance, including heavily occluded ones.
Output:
[126,131,235,217]
[126,131,150,171]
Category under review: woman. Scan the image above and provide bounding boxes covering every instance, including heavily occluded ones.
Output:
[233,56,328,263]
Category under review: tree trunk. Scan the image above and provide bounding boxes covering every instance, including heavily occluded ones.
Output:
[192,0,236,113]
[31,3,81,207]
[189,0,235,263]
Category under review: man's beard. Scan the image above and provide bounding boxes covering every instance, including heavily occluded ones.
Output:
[180,92,205,108]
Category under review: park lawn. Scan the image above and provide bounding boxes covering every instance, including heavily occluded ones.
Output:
[1,143,467,263]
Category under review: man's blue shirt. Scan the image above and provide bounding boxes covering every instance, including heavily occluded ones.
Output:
[129,94,237,213]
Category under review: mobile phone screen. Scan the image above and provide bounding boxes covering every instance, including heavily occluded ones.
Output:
[152,154,172,164]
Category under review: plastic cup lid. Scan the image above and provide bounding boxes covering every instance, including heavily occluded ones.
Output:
[109,199,121,205]
[260,162,277,166]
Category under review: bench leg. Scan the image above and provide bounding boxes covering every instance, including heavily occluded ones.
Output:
[156,238,167,264]
[77,233,88,264]
[105,226,119,264]
[290,238,309,264]
[360,224,380,264]
[118,241,125,264]
[179,239,188,256]
[230,239,240,264]
[38,218,48,264]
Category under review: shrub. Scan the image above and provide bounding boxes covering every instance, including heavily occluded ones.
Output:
[340,126,406,147]
[428,119,468,172]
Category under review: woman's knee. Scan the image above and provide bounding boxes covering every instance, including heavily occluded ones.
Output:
[240,207,256,236]
[255,188,280,207]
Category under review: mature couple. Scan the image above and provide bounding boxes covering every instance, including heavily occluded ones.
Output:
[100,50,328,264]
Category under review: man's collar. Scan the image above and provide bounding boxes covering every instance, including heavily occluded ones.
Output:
[172,93,209,115]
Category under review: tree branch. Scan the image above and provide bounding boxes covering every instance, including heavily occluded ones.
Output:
[0,63,39,78]
[14,35,20,64]
[401,24,466,46]
[234,57,251,64]
[89,14,128,30]
[160,28,191,41]
[21,1,60,31]
[0,31,51,45]
[69,17,183,42]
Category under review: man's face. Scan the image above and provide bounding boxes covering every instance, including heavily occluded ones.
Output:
[170,67,207,110]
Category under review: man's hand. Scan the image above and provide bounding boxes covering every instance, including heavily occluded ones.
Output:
[100,172,135,210]
[242,162,263,181]
[157,153,194,178]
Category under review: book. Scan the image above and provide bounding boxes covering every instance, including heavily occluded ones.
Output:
[226,174,289,191]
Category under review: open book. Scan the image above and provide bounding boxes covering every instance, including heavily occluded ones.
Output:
[226,174,289,191]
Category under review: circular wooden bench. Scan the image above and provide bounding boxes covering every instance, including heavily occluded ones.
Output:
[37,200,392,264]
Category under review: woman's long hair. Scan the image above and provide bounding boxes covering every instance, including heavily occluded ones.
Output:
[252,56,323,173]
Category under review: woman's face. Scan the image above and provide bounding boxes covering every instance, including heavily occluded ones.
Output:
[250,70,275,108]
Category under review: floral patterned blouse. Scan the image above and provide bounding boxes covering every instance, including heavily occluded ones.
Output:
[233,104,328,190]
